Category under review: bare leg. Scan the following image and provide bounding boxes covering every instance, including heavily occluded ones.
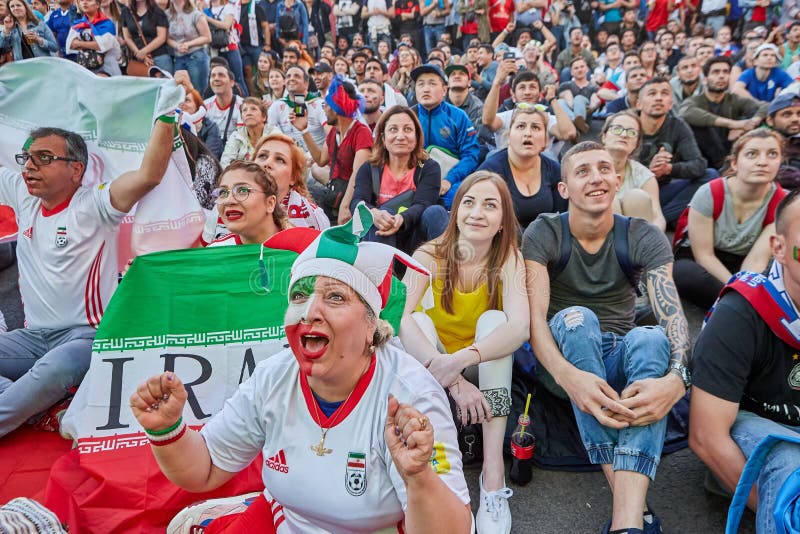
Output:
[610,470,648,531]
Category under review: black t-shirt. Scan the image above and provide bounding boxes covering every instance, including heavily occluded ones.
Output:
[692,290,800,426]
[557,80,599,100]
[121,5,169,58]
[239,0,267,47]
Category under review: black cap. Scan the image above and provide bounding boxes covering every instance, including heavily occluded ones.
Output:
[410,63,447,83]
[445,64,469,76]
[309,62,333,74]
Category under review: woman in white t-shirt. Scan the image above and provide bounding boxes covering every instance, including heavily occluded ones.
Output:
[601,110,667,231]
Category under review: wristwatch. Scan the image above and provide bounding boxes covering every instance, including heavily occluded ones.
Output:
[668,362,691,389]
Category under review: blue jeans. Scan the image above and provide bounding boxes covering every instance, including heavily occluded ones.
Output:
[152,53,174,73]
[174,49,211,95]
[558,95,590,120]
[220,48,249,97]
[731,411,800,534]
[423,24,445,56]
[549,306,670,480]
[659,168,717,225]
[0,326,96,438]
[239,44,262,68]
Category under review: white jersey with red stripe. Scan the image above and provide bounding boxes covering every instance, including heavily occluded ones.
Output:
[201,344,470,533]
[0,168,126,330]
[282,190,330,231]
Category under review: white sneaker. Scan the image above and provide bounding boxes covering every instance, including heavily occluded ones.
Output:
[476,474,513,534]
[167,492,262,534]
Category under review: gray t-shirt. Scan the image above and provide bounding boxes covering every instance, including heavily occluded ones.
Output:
[689,180,778,256]
[168,9,204,56]
[522,213,673,335]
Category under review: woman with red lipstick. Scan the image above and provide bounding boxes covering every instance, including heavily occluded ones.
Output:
[131,210,472,533]
[400,171,529,534]
[207,160,287,246]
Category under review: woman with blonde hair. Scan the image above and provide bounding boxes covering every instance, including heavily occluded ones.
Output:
[253,132,330,230]
[220,97,277,167]
[400,170,529,534]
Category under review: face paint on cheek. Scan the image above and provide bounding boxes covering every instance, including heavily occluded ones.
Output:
[284,276,319,376]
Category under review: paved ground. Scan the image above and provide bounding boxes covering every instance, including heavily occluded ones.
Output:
[0,258,755,533]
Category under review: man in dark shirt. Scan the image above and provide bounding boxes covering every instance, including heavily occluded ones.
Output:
[637,76,713,225]
[766,90,800,189]
[557,56,599,135]
[690,190,800,534]
[239,0,270,95]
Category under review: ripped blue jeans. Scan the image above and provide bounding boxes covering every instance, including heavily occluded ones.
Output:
[549,306,670,480]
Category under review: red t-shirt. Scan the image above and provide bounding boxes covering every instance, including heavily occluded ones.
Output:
[378,165,416,204]
[488,0,514,33]
[326,121,374,182]
[645,0,669,31]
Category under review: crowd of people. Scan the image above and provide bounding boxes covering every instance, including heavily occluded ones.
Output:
[1,0,800,533]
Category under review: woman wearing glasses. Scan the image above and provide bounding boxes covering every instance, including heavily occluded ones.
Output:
[206,160,287,247]
[601,110,666,231]
[477,106,566,229]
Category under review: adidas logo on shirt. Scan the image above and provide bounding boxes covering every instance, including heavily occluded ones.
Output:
[266,450,289,473]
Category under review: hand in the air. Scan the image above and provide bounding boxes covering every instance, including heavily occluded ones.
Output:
[130,372,188,432]
[385,394,435,481]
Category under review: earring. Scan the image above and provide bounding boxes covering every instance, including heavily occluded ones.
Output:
[368,344,376,353]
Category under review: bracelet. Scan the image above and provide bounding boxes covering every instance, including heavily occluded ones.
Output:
[156,113,176,124]
[468,344,482,364]
[145,416,182,436]
[149,422,187,447]
[301,127,310,135]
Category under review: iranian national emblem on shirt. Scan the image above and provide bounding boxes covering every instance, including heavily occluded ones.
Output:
[789,362,800,391]
[345,451,367,496]
[55,227,67,248]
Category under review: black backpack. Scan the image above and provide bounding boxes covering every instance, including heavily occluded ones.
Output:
[278,11,299,40]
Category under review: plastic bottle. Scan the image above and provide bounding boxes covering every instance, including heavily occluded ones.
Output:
[509,393,535,486]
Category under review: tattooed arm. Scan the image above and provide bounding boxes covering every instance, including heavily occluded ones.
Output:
[614,263,688,426]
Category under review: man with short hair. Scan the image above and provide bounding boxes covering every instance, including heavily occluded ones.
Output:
[293,76,373,224]
[45,0,78,59]
[695,43,714,67]
[554,27,597,77]
[781,21,800,68]
[525,141,690,534]
[670,55,704,105]
[204,65,244,147]
[637,76,711,224]
[522,41,558,89]
[734,43,793,102]
[0,119,175,438]
[606,65,648,113]
[351,51,368,84]
[680,56,768,170]
[365,58,407,107]
[267,65,328,150]
[690,190,800,534]
[658,31,682,70]
[282,46,301,67]
[309,61,333,95]
[411,63,480,208]
[557,56,600,135]
[470,44,498,100]
[357,78,384,131]
[444,64,483,133]
[767,91,800,189]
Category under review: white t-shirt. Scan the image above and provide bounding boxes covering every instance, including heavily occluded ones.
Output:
[0,168,126,330]
[204,95,244,142]
[618,160,655,201]
[267,97,328,152]
[201,344,470,533]
[206,233,242,247]
[283,189,330,230]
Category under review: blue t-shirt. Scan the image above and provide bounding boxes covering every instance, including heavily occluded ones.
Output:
[601,0,622,22]
[737,67,793,102]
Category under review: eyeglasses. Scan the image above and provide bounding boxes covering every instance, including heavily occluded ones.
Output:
[211,184,267,204]
[15,152,80,167]
[608,125,639,138]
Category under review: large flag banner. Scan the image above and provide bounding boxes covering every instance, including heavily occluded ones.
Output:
[47,244,296,533]
[0,57,205,265]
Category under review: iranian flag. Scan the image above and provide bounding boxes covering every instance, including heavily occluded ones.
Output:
[46,244,297,533]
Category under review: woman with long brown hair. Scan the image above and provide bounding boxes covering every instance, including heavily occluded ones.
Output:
[0,0,58,60]
[400,170,529,534]
[350,105,445,254]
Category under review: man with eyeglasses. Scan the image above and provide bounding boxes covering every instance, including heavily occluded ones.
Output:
[0,118,174,439]
[690,189,800,534]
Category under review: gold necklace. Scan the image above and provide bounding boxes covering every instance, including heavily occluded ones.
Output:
[309,358,372,456]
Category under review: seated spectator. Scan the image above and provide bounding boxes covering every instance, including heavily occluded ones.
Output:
[292,75,373,224]
[410,63,480,209]
[525,141,689,534]
[733,43,793,103]
[767,91,800,189]
[400,171,528,534]
[483,62,575,151]
[267,65,327,153]
[471,44,498,101]
[712,25,738,57]
[445,64,484,134]
[252,132,330,230]
[689,189,800,534]
[477,106,566,229]
[365,57,408,108]
[601,111,666,230]
[220,97,277,167]
[206,161,285,246]
[673,129,787,310]
[358,78,385,132]
[0,0,58,60]
[781,21,800,68]
[521,40,558,89]
[350,106,445,253]
[557,56,600,135]
[180,87,224,160]
[0,119,174,439]
[390,46,418,101]
[262,68,286,109]
[637,76,712,225]
[554,27,596,80]
[670,55,704,106]
[605,65,648,114]
[680,56,768,172]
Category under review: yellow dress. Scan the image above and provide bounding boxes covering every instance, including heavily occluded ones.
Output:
[420,278,503,354]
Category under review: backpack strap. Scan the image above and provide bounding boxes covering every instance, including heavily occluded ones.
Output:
[763,184,787,227]
[371,165,381,202]
[612,214,641,296]
[709,177,725,221]
[552,212,572,279]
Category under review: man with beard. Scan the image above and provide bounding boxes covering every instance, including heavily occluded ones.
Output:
[606,66,648,113]
[358,78,384,131]
[365,58,407,107]
[670,55,704,105]
[444,64,483,133]
[268,65,329,151]
[310,62,334,95]
[637,77,711,225]
[351,51,368,85]
[680,56,768,171]
[766,91,800,189]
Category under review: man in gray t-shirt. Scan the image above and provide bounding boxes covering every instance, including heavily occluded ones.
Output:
[524,141,691,533]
